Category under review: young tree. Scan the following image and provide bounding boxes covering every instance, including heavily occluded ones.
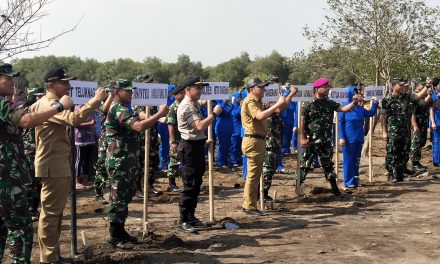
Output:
[0,0,80,61]
[304,0,440,87]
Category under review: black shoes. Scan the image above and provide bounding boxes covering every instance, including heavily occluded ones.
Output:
[148,185,163,196]
[389,172,404,183]
[413,163,427,172]
[167,184,180,193]
[242,208,264,216]
[403,168,415,175]
[107,237,135,250]
[178,221,196,233]
[188,214,204,227]
[264,195,273,202]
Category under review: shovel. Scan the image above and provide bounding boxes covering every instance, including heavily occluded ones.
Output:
[81,230,93,260]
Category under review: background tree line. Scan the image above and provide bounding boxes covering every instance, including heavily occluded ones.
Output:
[8,0,440,91]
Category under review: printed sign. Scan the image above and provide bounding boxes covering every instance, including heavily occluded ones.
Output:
[291,85,314,102]
[329,87,348,103]
[131,82,168,106]
[262,83,281,102]
[364,86,384,100]
[200,82,230,100]
[69,80,98,105]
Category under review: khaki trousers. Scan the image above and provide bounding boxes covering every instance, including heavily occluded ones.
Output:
[242,137,266,210]
[38,177,70,263]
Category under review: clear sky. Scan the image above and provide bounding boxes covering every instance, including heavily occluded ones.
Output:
[13,0,440,66]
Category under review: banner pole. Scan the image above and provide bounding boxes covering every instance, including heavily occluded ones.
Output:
[368,116,373,182]
[143,107,150,235]
[295,102,302,196]
[207,100,215,222]
[335,112,339,178]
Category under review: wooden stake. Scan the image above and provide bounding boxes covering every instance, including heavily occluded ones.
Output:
[143,107,150,235]
[368,117,373,182]
[295,102,302,196]
[335,112,339,177]
[207,100,215,222]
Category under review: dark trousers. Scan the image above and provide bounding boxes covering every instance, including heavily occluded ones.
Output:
[178,139,206,221]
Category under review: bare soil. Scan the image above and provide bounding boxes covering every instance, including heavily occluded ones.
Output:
[19,131,440,263]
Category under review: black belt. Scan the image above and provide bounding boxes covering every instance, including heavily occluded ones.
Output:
[244,134,266,140]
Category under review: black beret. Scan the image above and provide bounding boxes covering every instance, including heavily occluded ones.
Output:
[180,76,208,88]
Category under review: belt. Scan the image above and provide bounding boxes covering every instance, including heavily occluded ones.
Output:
[244,134,266,140]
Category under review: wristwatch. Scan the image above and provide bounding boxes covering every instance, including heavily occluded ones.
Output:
[51,102,64,112]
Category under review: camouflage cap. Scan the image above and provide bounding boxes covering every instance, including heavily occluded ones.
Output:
[27,87,45,96]
[115,79,137,91]
[0,62,20,77]
[414,77,426,85]
[135,74,154,83]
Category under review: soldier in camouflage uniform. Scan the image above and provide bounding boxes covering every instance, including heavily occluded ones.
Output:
[402,82,416,176]
[411,78,433,172]
[262,103,283,202]
[381,78,429,182]
[105,79,168,249]
[0,62,72,264]
[94,82,115,205]
[22,87,45,221]
[300,78,361,196]
[166,85,185,192]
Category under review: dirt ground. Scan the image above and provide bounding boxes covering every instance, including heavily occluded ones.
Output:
[21,131,440,263]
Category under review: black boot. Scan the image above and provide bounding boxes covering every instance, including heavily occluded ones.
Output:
[136,185,144,199]
[121,222,138,244]
[413,162,427,172]
[388,171,397,183]
[403,167,415,175]
[167,178,180,192]
[395,171,405,182]
[95,188,108,205]
[188,213,204,227]
[329,178,342,196]
[263,189,273,202]
[108,222,134,249]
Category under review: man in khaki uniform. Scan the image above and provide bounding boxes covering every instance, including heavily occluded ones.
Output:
[241,78,296,215]
[34,67,106,264]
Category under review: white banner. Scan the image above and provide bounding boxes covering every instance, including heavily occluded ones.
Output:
[329,87,348,103]
[364,86,384,100]
[131,82,168,106]
[69,80,98,105]
[262,83,281,102]
[291,85,314,102]
[200,82,230,100]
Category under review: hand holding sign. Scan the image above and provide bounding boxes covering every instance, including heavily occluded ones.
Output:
[213,104,223,116]
[59,95,73,110]
[158,104,169,116]
[93,87,106,102]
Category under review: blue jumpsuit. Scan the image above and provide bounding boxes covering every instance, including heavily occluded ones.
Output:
[432,91,440,164]
[215,100,233,167]
[338,87,378,187]
[281,101,297,154]
[230,93,243,166]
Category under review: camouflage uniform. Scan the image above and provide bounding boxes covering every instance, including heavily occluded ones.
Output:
[105,101,140,223]
[382,93,418,174]
[411,99,432,164]
[0,96,33,264]
[94,106,109,196]
[403,96,415,166]
[133,106,160,189]
[22,124,41,215]
[262,111,282,192]
[167,101,181,180]
[300,99,340,181]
